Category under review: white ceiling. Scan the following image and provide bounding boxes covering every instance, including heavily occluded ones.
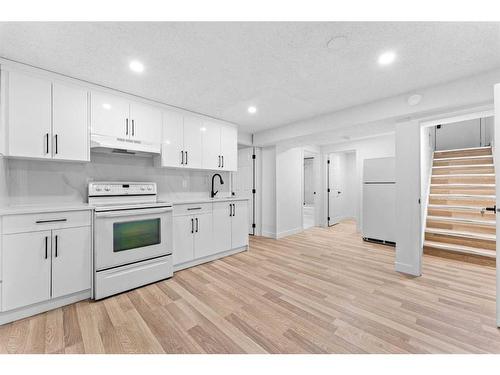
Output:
[0,22,499,133]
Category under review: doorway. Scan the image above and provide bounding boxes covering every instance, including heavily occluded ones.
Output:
[303,156,316,229]
[327,151,357,227]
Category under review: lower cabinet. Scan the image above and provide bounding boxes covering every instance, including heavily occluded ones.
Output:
[173,200,249,270]
[1,211,92,312]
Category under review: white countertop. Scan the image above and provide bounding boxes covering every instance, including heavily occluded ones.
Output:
[0,197,249,215]
[171,196,250,205]
[0,203,95,215]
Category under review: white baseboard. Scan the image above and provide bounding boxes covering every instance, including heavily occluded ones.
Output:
[262,230,277,239]
[0,290,90,326]
[276,227,303,239]
[395,261,421,277]
[174,245,248,272]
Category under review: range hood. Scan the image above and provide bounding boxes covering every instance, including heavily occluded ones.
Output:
[90,134,161,157]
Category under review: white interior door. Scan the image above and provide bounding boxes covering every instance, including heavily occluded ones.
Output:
[234,147,254,234]
[52,82,89,161]
[494,83,500,327]
[328,154,345,226]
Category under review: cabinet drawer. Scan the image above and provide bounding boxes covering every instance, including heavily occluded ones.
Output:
[2,210,92,234]
[173,203,212,216]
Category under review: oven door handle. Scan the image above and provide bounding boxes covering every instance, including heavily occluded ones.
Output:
[95,207,172,218]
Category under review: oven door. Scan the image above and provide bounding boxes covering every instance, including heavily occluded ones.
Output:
[94,207,173,271]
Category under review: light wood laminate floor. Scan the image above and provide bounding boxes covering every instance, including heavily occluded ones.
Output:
[1,220,499,354]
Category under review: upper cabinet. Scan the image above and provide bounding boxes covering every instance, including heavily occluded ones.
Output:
[1,70,89,162]
[91,91,161,144]
[201,120,238,171]
[160,110,237,171]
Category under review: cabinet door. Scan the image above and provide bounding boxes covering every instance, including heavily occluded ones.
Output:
[1,231,52,311]
[129,101,162,143]
[201,120,221,170]
[52,83,89,162]
[161,110,184,167]
[6,71,52,158]
[212,202,232,254]
[220,125,238,171]
[183,115,203,169]
[231,201,249,249]
[173,215,195,265]
[52,227,91,299]
[91,91,129,138]
[193,213,214,259]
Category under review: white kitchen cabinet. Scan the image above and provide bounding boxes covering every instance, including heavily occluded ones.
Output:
[202,121,223,170]
[129,101,162,143]
[0,209,92,314]
[2,231,52,311]
[91,91,162,144]
[193,213,214,259]
[212,202,232,253]
[51,226,91,299]
[52,82,89,161]
[161,110,184,168]
[231,200,249,249]
[3,71,52,159]
[200,121,238,171]
[173,215,195,265]
[183,115,203,169]
[91,91,129,138]
[220,125,238,171]
[1,70,90,162]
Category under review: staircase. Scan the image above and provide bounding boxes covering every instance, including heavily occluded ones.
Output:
[424,146,497,266]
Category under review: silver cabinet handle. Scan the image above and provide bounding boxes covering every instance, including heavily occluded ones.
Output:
[54,235,59,258]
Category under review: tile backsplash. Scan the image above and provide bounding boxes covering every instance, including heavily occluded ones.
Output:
[3,153,231,206]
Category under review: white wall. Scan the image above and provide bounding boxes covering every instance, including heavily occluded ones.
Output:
[3,153,231,206]
[238,130,253,146]
[261,146,276,237]
[420,126,436,244]
[0,156,8,207]
[276,146,303,238]
[321,133,396,230]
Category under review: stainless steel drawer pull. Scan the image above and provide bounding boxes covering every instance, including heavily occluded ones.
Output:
[187,207,202,211]
[35,218,68,224]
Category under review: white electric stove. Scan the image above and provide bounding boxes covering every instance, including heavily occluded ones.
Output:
[89,181,173,300]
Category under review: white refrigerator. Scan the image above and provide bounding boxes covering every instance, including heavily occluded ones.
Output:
[362,157,396,244]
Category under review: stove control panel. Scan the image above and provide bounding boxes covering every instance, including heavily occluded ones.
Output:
[89,182,157,196]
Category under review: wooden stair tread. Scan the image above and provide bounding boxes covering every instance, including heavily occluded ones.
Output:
[425,227,496,241]
[433,164,494,169]
[426,215,495,226]
[433,155,493,162]
[424,240,496,258]
[429,194,496,199]
[431,174,495,177]
[430,183,495,187]
[428,204,490,211]
[434,146,492,153]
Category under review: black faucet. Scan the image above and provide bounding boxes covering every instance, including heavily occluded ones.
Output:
[211,173,224,198]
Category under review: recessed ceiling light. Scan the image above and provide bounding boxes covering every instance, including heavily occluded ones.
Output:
[407,94,423,106]
[248,106,257,114]
[378,51,396,66]
[102,103,111,110]
[129,60,144,73]
[200,127,207,132]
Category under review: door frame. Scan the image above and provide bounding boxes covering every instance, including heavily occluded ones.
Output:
[301,150,320,229]
[326,150,357,227]
[417,104,497,325]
